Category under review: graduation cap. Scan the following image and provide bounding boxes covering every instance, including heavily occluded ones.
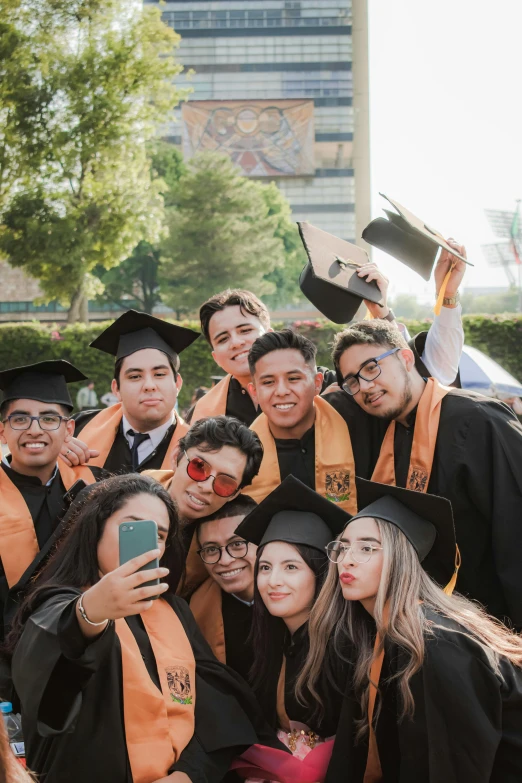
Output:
[362,194,472,282]
[0,360,86,411]
[89,310,200,371]
[297,222,384,324]
[349,477,457,588]
[236,476,352,553]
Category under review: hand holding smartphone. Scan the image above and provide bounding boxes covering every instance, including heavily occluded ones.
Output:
[119,519,161,597]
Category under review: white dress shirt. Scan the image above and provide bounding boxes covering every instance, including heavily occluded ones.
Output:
[122,412,175,466]
[399,304,464,386]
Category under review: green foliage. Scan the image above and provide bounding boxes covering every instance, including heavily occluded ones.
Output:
[388,293,434,320]
[1,315,521,413]
[0,0,187,317]
[461,288,520,315]
[259,183,307,310]
[159,153,286,315]
[94,146,187,313]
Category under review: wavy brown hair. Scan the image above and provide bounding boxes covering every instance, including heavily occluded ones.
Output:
[297,518,522,735]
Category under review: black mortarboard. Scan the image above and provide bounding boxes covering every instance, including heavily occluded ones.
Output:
[236,476,352,553]
[347,478,456,586]
[362,194,472,281]
[297,222,383,324]
[0,360,86,411]
[89,310,200,370]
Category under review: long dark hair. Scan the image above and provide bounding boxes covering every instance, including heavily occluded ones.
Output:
[5,474,184,655]
[249,541,329,694]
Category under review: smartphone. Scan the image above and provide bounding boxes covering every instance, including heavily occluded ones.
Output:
[119,520,160,596]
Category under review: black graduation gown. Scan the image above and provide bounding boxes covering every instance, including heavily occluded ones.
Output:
[256,623,347,739]
[12,588,285,783]
[221,592,255,683]
[73,409,178,476]
[0,462,68,640]
[326,609,522,783]
[390,390,522,628]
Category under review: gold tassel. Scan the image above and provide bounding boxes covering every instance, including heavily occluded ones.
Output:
[443,545,461,595]
[434,260,456,316]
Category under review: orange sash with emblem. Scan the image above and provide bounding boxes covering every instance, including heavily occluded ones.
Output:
[77,403,188,471]
[191,376,232,422]
[116,598,196,783]
[0,460,95,588]
[190,578,226,663]
[371,377,450,492]
[243,395,357,513]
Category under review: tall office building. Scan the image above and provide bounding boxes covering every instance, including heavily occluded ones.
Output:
[147,0,370,244]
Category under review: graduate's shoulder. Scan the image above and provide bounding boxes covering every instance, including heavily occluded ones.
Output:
[72,408,102,434]
[442,388,519,426]
[422,607,502,676]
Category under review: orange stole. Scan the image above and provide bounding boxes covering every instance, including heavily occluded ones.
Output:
[0,460,95,588]
[372,377,450,492]
[77,403,188,470]
[364,632,385,783]
[243,395,358,513]
[191,375,231,422]
[116,599,196,783]
[190,578,226,663]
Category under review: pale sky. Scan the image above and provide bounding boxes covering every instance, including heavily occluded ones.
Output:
[368,0,522,300]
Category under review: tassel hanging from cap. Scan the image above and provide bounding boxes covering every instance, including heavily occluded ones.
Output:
[443,545,461,596]
[434,260,457,316]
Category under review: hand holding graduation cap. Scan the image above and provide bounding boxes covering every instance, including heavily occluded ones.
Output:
[434,238,467,303]
[356,262,390,319]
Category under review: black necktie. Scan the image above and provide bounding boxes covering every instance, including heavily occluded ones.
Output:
[128,430,151,471]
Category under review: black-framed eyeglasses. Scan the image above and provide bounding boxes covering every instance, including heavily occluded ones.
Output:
[325,540,383,564]
[341,347,401,395]
[3,414,70,431]
[197,540,250,564]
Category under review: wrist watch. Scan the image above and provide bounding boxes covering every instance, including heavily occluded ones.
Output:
[383,309,395,322]
[442,291,460,306]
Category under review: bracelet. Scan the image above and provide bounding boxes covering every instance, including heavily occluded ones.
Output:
[442,291,460,306]
[77,593,108,627]
[383,308,395,322]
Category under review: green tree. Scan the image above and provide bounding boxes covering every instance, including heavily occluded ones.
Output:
[94,144,186,314]
[260,182,307,310]
[461,287,520,315]
[0,0,186,322]
[159,153,285,316]
[388,293,433,320]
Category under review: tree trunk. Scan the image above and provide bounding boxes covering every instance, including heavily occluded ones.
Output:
[67,277,89,324]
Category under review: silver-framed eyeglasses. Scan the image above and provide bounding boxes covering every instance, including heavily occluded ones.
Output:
[3,414,70,431]
[197,540,250,565]
[325,540,383,564]
[341,347,401,396]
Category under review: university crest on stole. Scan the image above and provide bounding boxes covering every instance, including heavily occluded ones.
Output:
[408,468,428,493]
[166,666,193,705]
[325,471,351,503]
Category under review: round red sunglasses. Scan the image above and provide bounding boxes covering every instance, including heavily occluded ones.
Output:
[183,451,240,498]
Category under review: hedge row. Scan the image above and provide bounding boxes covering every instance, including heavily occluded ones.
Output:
[0,314,521,411]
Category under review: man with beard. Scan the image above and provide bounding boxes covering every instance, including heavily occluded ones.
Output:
[191,249,464,425]
[332,318,522,629]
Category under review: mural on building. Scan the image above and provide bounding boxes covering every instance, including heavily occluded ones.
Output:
[181,99,315,177]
